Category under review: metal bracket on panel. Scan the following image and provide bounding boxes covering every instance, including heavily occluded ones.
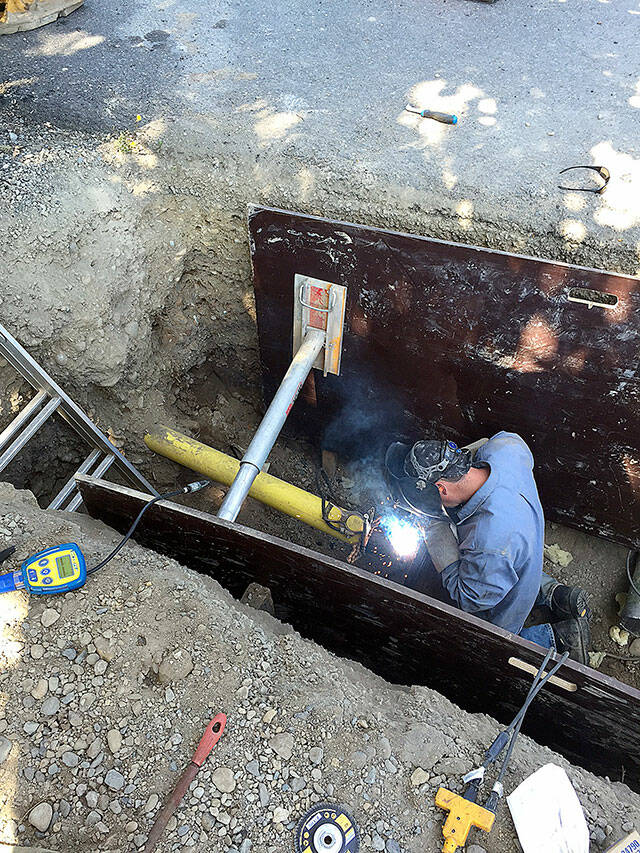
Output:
[293,274,347,376]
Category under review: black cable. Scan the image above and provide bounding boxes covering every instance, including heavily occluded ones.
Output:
[315,466,371,550]
[316,468,347,535]
[87,480,210,575]
[0,545,16,566]
[465,648,555,804]
[502,651,561,739]
[497,652,569,783]
[480,648,553,770]
[626,550,640,599]
[484,651,570,813]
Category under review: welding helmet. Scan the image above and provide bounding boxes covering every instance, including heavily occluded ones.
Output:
[404,439,472,485]
[384,441,444,517]
[384,439,472,517]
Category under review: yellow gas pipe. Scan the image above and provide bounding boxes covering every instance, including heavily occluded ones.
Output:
[144,426,365,544]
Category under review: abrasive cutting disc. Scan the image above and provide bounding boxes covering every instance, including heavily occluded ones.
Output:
[294,803,360,853]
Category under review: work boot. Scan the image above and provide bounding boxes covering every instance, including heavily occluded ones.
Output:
[549,583,591,620]
[551,617,591,665]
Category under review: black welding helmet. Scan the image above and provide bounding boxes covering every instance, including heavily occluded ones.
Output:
[405,439,472,484]
[384,439,472,516]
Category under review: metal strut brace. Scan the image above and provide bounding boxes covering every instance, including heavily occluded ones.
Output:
[217,275,347,524]
[217,329,325,521]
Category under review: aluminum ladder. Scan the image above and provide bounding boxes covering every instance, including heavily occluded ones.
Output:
[0,323,158,511]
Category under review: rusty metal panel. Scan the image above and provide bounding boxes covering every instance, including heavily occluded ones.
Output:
[248,206,640,549]
[78,475,640,790]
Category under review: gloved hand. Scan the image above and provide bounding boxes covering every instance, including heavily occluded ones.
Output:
[423,517,460,573]
[415,487,460,573]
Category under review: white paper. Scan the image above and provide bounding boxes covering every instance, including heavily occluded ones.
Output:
[507,763,589,853]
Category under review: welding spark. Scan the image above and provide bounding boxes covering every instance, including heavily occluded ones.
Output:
[379,514,423,560]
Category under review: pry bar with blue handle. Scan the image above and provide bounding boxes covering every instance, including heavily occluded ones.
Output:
[405,104,458,124]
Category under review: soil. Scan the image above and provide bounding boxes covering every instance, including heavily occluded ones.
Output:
[0,481,639,852]
[0,112,637,691]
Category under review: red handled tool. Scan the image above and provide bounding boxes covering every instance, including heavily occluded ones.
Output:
[142,712,227,853]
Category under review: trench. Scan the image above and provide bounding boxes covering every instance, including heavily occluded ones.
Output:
[79,474,640,794]
[1,231,638,675]
[2,204,640,799]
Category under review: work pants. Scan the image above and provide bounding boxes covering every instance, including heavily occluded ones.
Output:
[388,552,559,650]
[519,572,557,650]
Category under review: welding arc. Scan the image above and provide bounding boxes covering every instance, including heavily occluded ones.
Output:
[293,804,360,853]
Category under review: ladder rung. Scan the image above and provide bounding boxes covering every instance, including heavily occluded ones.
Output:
[65,453,116,512]
[0,396,62,474]
[48,448,102,511]
[0,323,159,506]
[0,390,48,453]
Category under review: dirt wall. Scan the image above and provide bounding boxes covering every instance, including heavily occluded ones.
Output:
[2,114,639,507]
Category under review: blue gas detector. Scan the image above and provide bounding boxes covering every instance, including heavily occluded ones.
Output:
[0,479,210,596]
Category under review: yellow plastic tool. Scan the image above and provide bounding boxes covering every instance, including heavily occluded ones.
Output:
[435,787,495,852]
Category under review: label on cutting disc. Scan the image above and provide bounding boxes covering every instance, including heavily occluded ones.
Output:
[294,803,360,853]
[605,832,640,853]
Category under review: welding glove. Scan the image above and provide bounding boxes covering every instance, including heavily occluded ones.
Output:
[422,516,460,574]
[415,482,460,573]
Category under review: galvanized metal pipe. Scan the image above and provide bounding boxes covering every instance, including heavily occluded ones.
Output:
[217,329,325,521]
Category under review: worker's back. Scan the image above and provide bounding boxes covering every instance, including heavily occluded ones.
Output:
[443,431,544,634]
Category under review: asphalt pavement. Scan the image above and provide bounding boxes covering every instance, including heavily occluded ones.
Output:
[1,0,639,266]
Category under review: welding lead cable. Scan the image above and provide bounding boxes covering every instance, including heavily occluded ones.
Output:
[503,650,570,740]
[494,652,569,786]
[87,480,210,575]
[493,649,553,745]
[484,651,570,813]
[463,648,553,801]
[476,649,553,774]
[494,650,568,765]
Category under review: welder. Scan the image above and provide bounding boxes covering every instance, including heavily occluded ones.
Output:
[384,431,591,663]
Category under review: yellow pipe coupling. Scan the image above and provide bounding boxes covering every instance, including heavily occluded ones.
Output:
[144,425,365,544]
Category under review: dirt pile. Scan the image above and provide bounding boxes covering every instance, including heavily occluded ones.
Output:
[0,481,639,852]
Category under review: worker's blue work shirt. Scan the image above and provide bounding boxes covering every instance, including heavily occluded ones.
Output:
[437,432,544,634]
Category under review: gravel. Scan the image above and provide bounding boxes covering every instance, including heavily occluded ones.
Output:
[0,481,639,852]
[41,608,60,628]
[0,736,12,764]
[40,697,60,717]
[105,770,126,791]
[107,729,122,754]
[270,732,294,761]
[158,648,194,684]
[211,767,236,794]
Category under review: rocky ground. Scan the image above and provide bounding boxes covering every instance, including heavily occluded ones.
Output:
[0,0,638,695]
[1,3,639,848]
[1,482,640,853]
